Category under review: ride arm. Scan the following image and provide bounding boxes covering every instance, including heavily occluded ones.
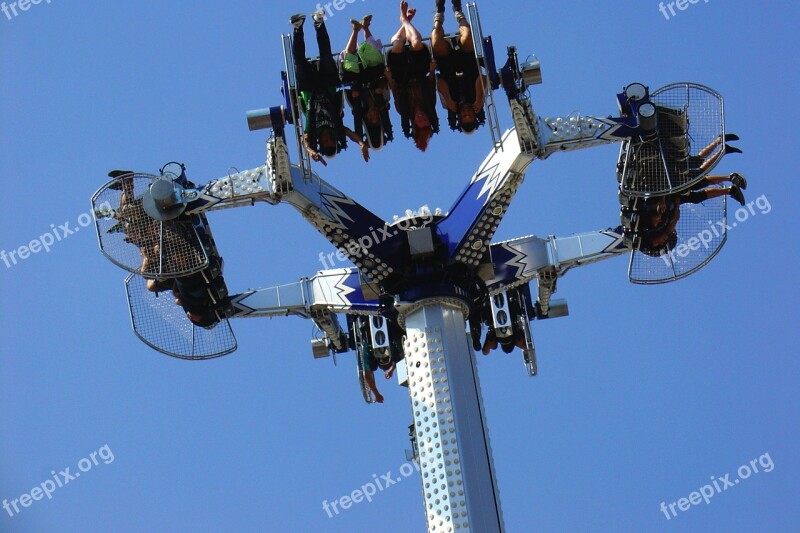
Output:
[229,268,382,319]
[229,268,383,352]
[186,131,406,284]
[486,228,629,295]
[435,129,535,268]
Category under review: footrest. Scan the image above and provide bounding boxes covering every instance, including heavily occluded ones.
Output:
[92,174,208,278]
[125,274,237,360]
[628,193,728,284]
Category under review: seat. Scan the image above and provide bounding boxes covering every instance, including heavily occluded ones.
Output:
[618,83,725,198]
[92,173,209,278]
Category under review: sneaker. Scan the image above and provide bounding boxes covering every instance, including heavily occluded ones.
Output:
[730,172,747,190]
[312,10,326,26]
[289,13,306,30]
[724,133,740,142]
[729,185,746,206]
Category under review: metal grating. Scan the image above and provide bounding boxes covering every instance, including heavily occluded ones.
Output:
[92,174,208,278]
[620,83,725,197]
[125,274,237,360]
[629,192,727,284]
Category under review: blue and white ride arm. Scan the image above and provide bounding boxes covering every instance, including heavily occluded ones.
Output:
[487,228,629,294]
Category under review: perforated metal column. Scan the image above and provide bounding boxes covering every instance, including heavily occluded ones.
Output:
[404,303,505,533]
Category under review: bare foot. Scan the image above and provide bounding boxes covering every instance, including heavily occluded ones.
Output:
[407,8,416,21]
[350,18,362,31]
[400,0,408,22]
[362,14,372,28]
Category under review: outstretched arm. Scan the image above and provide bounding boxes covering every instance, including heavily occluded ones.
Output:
[473,74,487,111]
[437,78,458,112]
[364,370,384,403]
[345,127,370,162]
[302,132,327,167]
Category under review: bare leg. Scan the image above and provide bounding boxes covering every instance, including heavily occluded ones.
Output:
[401,3,424,51]
[458,16,473,51]
[345,21,361,55]
[700,149,723,171]
[390,5,408,55]
[698,136,722,159]
[431,13,450,57]
[704,174,732,185]
[390,24,407,54]
[362,14,373,39]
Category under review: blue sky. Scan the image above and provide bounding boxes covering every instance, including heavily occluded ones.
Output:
[1,1,798,531]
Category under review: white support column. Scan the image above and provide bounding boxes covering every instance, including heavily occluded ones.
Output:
[404,302,505,533]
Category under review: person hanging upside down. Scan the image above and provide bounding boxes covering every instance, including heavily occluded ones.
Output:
[431,0,486,134]
[385,1,440,151]
[290,12,370,166]
[642,172,747,251]
[340,15,395,149]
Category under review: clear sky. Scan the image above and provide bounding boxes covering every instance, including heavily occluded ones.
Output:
[1,1,798,531]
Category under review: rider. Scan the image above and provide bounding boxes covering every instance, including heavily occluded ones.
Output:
[340,15,394,150]
[639,173,747,253]
[431,0,486,134]
[290,12,370,166]
[385,2,440,152]
[357,318,405,403]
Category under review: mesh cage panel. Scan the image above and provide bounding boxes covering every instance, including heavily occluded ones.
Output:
[620,83,725,197]
[125,274,237,360]
[92,174,208,278]
[629,193,727,284]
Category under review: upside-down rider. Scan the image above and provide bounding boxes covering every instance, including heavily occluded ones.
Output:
[340,15,395,150]
[290,11,370,166]
[432,0,486,134]
[385,2,440,152]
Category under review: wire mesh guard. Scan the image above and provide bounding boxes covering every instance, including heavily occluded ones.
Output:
[125,274,237,359]
[620,83,725,197]
[92,174,208,278]
[629,193,727,284]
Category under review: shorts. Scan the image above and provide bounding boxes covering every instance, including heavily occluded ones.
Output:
[341,37,384,73]
[387,45,431,86]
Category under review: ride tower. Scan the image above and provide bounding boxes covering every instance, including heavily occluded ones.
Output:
[90,4,739,531]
